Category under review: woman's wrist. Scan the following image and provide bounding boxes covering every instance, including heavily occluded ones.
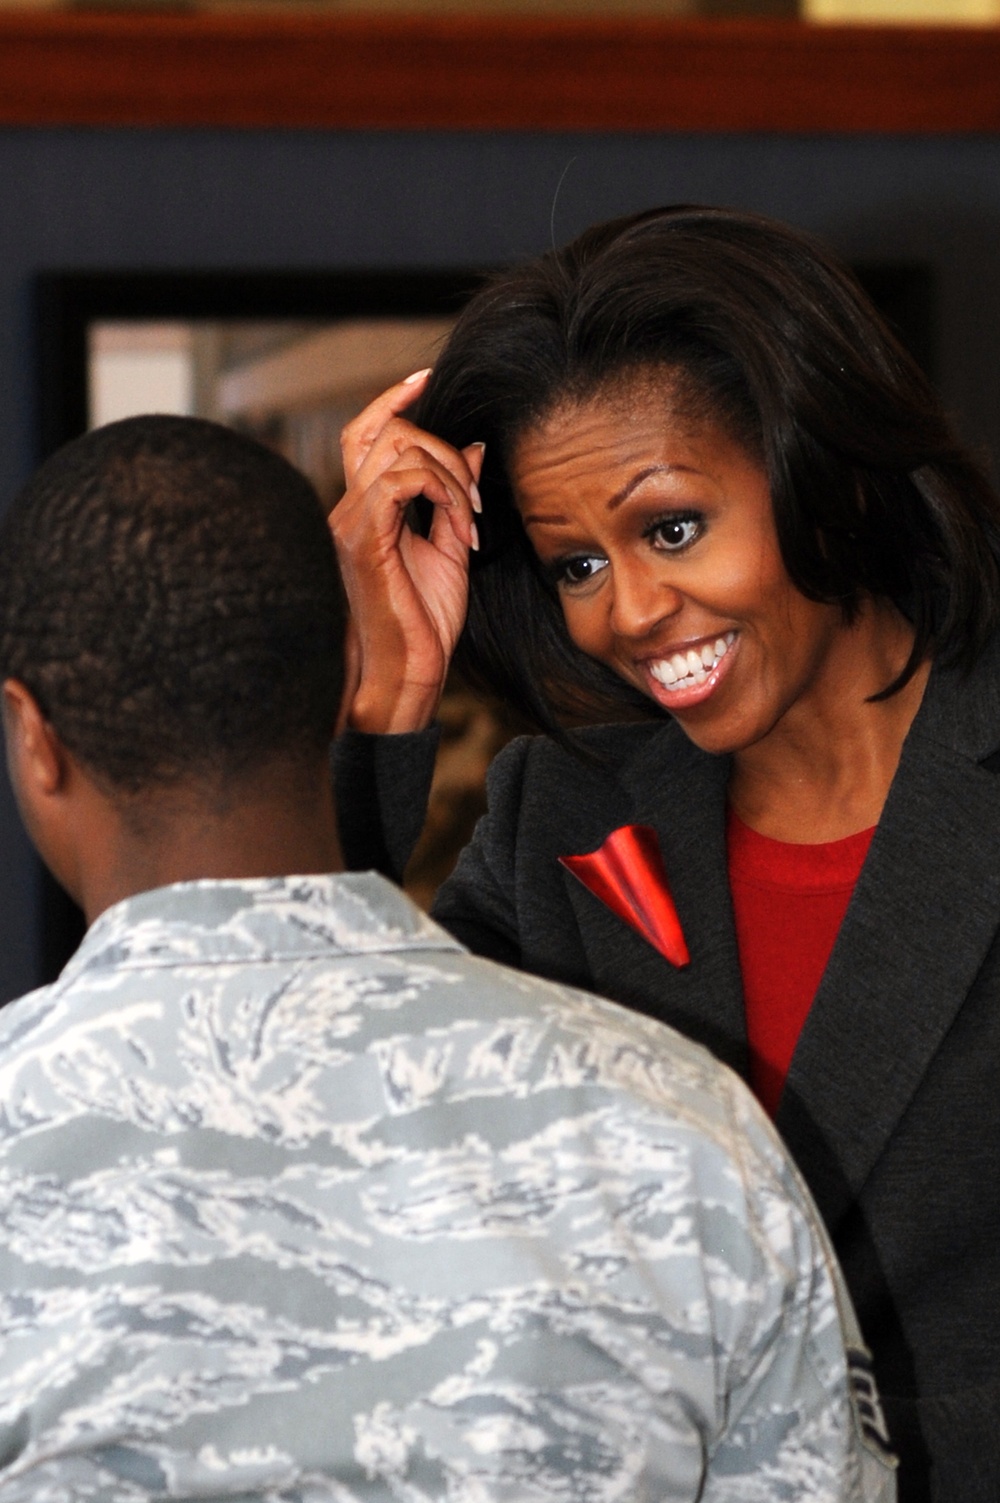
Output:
[347,677,443,735]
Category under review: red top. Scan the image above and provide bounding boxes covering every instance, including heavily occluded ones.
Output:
[727,809,875,1117]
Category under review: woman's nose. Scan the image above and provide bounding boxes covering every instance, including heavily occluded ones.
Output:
[609,557,682,640]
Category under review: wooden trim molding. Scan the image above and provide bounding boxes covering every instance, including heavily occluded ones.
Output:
[1,12,1000,133]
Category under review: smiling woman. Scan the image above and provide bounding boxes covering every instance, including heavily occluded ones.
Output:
[510,383,929,817]
[330,205,1000,1502]
[511,389,853,765]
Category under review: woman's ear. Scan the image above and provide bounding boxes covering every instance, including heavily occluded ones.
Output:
[1,678,67,803]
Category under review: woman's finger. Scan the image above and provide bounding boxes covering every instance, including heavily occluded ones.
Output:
[341,369,431,482]
[428,482,479,560]
[342,375,483,512]
[388,466,478,553]
[350,419,480,507]
[463,442,486,514]
[336,446,478,553]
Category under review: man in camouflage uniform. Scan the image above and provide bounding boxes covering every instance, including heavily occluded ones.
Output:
[0,415,895,1502]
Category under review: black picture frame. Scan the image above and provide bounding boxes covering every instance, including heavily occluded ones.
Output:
[35,267,484,458]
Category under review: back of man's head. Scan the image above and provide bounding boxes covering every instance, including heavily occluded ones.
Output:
[0,415,344,797]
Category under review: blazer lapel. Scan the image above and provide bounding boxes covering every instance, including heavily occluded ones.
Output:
[778,650,1000,1232]
[561,723,748,1075]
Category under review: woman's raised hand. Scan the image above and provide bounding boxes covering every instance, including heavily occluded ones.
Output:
[331,369,484,734]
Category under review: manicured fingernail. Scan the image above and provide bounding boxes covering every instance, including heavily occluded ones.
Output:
[470,520,480,552]
[470,481,483,514]
[404,367,432,385]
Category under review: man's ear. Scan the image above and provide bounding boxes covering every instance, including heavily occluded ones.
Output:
[1,678,67,801]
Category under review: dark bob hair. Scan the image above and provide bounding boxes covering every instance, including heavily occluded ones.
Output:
[415,204,1000,737]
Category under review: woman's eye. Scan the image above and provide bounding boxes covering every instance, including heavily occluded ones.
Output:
[649,515,703,552]
[553,554,609,588]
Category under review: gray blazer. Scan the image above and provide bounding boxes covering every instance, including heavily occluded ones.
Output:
[334,638,1000,1503]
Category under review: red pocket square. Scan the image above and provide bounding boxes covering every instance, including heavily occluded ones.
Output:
[559,824,690,969]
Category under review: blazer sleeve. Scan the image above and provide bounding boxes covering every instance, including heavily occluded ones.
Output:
[333,727,534,971]
[431,735,536,970]
[332,726,441,884]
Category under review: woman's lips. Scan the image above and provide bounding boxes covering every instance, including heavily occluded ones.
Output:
[642,630,738,710]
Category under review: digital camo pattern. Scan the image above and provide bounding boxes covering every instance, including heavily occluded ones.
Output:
[0,873,895,1503]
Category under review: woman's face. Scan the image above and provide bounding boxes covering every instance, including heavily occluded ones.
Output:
[510,382,849,758]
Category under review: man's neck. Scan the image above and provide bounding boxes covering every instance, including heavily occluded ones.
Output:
[71,762,344,925]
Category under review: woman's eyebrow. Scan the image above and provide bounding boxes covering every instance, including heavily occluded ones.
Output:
[607,464,695,510]
[521,463,701,528]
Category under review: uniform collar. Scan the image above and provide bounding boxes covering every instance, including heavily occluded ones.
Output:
[57,872,461,989]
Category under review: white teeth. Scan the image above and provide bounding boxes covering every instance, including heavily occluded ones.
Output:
[649,631,736,693]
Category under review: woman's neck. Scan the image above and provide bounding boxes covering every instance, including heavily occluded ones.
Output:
[727,603,930,844]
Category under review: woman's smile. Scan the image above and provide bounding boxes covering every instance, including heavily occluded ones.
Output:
[511,384,850,758]
[644,628,738,708]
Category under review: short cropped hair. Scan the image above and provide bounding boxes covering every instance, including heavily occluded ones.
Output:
[416,205,1000,735]
[0,415,344,793]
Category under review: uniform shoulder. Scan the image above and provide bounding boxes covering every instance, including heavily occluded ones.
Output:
[0,982,67,1105]
[450,945,748,1139]
[0,982,59,1041]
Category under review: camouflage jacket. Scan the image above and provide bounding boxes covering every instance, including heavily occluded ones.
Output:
[0,873,896,1501]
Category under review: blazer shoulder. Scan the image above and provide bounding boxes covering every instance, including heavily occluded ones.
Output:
[463,717,682,862]
[917,633,1000,765]
[496,717,684,787]
[476,718,698,877]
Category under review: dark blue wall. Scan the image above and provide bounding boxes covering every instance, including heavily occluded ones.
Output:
[3,125,1000,998]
